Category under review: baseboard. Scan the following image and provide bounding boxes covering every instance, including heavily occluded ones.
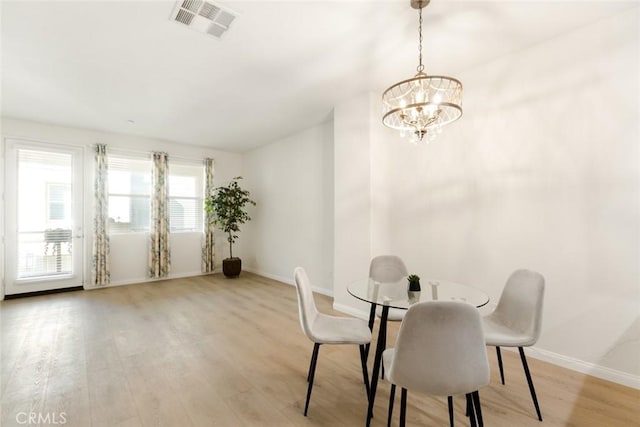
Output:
[243,266,333,297]
[85,271,208,289]
[243,267,294,286]
[331,303,640,390]
[525,346,640,390]
[4,286,83,299]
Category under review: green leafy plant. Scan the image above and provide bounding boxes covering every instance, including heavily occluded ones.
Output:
[205,176,256,259]
[407,274,421,292]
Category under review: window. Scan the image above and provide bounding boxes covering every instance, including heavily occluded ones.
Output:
[169,162,204,233]
[46,183,71,222]
[106,155,203,233]
[15,148,75,278]
[108,155,151,233]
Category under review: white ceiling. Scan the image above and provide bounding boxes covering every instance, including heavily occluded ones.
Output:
[1,0,635,152]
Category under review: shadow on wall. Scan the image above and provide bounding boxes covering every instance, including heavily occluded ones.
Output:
[566,317,640,425]
[599,316,640,376]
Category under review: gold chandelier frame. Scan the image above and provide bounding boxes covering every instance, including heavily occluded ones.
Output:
[382,0,463,141]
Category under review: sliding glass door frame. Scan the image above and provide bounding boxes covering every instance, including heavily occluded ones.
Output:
[4,138,85,295]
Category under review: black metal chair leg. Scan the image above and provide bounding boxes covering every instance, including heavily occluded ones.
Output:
[366,306,389,426]
[381,331,387,379]
[400,388,407,427]
[359,344,370,398]
[519,347,543,421]
[472,391,484,427]
[466,394,477,427]
[365,303,376,359]
[448,396,454,427]
[496,346,505,385]
[304,343,320,416]
[387,384,396,427]
[307,343,318,383]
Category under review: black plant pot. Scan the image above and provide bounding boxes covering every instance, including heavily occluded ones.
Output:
[223,257,242,278]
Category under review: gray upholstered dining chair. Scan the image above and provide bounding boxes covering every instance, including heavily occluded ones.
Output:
[370,255,409,323]
[383,301,490,427]
[293,267,372,416]
[369,255,408,378]
[482,269,545,421]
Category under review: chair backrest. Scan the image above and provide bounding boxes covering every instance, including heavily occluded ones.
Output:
[387,301,490,396]
[293,267,319,341]
[369,255,408,283]
[494,269,545,344]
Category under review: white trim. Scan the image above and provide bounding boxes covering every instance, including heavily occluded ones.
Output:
[525,346,640,390]
[0,137,5,301]
[107,146,203,163]
[243,266,333,297]
[2,134,87,149]
[243,267,293,285]
[84,270,206,289]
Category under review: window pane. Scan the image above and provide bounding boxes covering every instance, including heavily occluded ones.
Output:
[109,156,151,175]
[108,154,151,233]
[17,149,73,278]
[49,204,65,221]
[170,175,197,197]
[47,183,71,221]
[109,195,150,232]
[169,162,204,233]
[170,198,203,232]
[108,170,151,195]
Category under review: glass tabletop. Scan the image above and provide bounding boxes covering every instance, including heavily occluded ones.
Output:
[347,277,489,310]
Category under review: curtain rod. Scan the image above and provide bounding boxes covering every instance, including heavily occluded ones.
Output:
[91,144,210,163]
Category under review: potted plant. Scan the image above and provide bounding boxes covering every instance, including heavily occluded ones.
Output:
[407,274,421,303]
[205,176,256,278]
[407,274,421,291]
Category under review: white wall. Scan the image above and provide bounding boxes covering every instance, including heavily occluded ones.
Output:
[379,9,639,383]
[1,117,243,291]
[242,121,334,294]
[0,135,4,300]
[332,93,375,313]
[240,92,387,313]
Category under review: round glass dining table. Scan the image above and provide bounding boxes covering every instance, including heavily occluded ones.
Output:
[347,277,489,310]
[347,277,489,426]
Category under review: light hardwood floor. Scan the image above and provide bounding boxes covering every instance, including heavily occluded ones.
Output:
[1,273,638,426]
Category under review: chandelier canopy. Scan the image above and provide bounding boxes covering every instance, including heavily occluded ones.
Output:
[382,0,463,142]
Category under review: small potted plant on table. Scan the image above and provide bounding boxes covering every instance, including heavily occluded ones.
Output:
[407,274,421,303]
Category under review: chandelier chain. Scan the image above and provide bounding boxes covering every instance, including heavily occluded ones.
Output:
[417,5,424,73]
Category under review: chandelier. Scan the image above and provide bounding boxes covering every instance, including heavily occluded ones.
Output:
[382,0,463,142]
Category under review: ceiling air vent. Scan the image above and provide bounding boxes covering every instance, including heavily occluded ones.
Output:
[170,0,237,39]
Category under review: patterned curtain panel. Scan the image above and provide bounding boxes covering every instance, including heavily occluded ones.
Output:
[92,144,110,286]
[202,158,215,273]
[149,152,171,278]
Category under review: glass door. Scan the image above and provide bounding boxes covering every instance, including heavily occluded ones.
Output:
[4,140,84,295]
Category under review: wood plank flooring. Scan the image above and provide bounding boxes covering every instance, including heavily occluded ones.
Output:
[1,273,638,426]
